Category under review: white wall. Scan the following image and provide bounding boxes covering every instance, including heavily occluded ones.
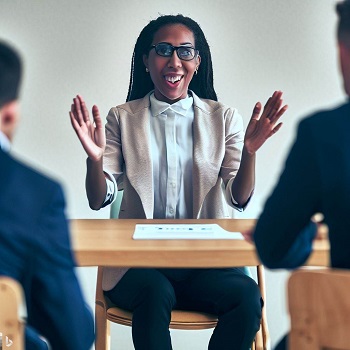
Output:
[0,0,346,348]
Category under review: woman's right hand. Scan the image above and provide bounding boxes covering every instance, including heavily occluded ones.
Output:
[69,95,106,161]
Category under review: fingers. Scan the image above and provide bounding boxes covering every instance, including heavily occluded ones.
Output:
[262,90,283,119]
[69,95,104,138]
[269,122,283,136]
[92,105,103,129]
[78,95,91,124]
[250,90,286,123]
[70,95,85,127]
[69,97,83,133]
[250,102,262,121]
[262,91,279,117]
[261,91,289,131]
[69,110,80,134]
[69,110,90,145]
[269,104,288,124]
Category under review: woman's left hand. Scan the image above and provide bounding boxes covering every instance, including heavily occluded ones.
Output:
[244,90,288,155]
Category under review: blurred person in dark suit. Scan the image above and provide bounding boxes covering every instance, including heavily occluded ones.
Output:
[0,40,94,350]
[248,1,350,349]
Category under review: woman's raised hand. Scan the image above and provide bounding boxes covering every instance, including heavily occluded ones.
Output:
[69,95,106,161]
[244,90,288,155]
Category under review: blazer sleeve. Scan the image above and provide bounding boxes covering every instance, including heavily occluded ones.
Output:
[29,182,94,350]
[103,107,124,186]
[253,118,320,269]
[221,108,251,211]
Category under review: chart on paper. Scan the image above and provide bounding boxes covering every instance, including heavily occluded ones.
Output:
[133,224,244,240]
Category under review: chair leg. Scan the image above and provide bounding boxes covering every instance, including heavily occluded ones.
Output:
[95,303,111,350]
[257,265,271,350]
[254,324,264,350]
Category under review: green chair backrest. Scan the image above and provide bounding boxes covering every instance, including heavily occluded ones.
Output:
[110,190,124,219]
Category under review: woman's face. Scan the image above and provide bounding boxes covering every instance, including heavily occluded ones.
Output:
[143,24,200,104]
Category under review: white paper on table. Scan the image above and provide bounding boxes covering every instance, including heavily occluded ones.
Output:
[133,224,244,240]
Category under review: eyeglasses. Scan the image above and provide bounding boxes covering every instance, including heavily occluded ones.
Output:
[149,43,199,61]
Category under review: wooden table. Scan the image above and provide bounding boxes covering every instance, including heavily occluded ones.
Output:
[71,218,329,350]
[70,219,330,267]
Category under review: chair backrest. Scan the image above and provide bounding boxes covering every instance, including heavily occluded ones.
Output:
[0,276,25,350]
[96,265,269,349]
[288,268,350,350]
[110,190,123,219]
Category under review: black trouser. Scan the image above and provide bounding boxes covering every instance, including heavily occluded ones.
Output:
[105,267,263,350]
[274,334,288,350]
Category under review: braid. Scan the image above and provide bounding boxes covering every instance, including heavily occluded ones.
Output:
[126,52,135,102]
[126,14,217,102]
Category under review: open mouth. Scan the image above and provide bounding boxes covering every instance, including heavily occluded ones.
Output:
[164,75,183,84]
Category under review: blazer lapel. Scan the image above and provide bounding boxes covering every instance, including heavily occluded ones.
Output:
[192,94,225,218]
[122,95,154,218]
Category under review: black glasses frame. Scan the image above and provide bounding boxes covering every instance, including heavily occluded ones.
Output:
[149,43,199,61]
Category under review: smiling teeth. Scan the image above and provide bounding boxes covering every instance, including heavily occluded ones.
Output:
[166,76,182,83]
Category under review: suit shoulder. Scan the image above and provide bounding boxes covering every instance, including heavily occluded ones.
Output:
[9,154,62,194]
[301,101,350,127]
[111,94,151,116]
[296,102,350,147]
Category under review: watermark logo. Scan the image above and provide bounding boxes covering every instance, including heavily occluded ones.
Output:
[0,332,13,347]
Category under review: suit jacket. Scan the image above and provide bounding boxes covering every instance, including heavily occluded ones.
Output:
[0,149,94,350]
[102,91,246,290]
[254,101,350,269]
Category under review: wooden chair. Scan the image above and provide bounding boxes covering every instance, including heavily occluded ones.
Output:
[0,276,25,350]
[288,268,350,350]
[95,265,269,350]
[95,191,270,350]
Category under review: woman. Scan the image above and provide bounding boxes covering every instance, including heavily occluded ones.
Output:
[70,14,287,350]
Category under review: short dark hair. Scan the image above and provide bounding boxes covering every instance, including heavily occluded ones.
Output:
[337,0,350,46]
[126,14,217,102]
[0,41,22,108]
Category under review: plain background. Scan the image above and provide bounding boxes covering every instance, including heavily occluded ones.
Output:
[0,0,346,348]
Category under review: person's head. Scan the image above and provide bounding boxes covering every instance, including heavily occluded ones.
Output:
[126,14,217,103]
[0,41,22,142]
[336,0,350,96]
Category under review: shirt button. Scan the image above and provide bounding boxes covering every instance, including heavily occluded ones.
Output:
[169,208,174,214]
[171,183,176,188]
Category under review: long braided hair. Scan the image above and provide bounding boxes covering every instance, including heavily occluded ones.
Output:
[126,14,217,102]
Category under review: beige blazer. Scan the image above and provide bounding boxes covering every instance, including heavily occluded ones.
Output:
[102,91,246,290]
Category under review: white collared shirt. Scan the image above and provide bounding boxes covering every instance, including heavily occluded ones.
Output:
[104,93,194,219]
[0,130,11,152]
[149,93,194,219]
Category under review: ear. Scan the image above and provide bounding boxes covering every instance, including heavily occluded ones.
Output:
[143,54,149,71]
[196,54,201,67]
[0,100,20,142]
[195,55,201,71]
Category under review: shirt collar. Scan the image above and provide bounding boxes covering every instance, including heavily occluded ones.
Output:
[0,130,11,152]
[150,92,193,118]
